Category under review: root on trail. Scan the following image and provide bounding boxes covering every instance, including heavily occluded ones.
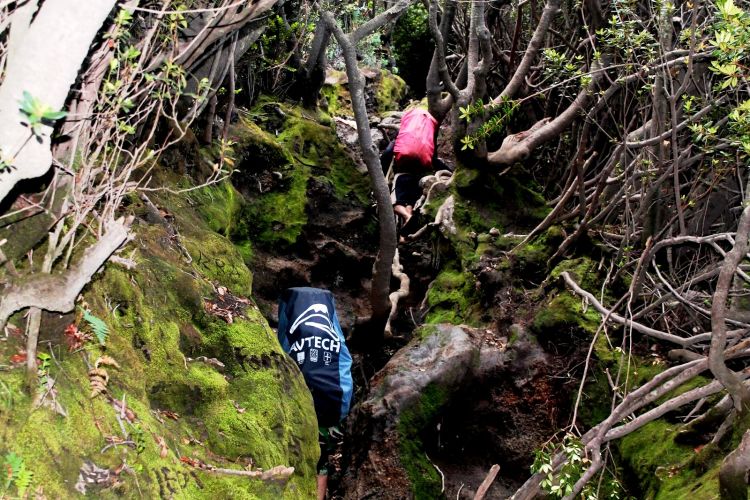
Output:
[719,430,750,499]
[384,249,409,339]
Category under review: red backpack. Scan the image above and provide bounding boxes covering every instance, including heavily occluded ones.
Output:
[393,108,438,171]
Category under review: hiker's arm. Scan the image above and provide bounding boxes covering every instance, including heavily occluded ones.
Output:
[380,140,395,174]
[431,126,446,170]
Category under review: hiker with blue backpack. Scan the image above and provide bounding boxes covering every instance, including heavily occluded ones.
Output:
[277,287,354,500]
[380,107,447,239]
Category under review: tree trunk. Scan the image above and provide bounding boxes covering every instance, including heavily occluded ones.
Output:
[301,21,331,109]
[322,7,411,333]
[0,0,118,204]
[720,429,750,500]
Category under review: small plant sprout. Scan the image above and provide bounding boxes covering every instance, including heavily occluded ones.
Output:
[17,91,67,137]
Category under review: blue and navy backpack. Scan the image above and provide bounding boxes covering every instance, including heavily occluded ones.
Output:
[277,287,353,427]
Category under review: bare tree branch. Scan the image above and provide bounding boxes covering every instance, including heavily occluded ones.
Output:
[494,0,561,103]
[560,271,691,346]
[711,205,750,411]
[0,216,132,330]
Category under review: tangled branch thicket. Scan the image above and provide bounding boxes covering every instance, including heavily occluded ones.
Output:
[2,0,750,495]
[419,0,750,495]
[0,0,275,374]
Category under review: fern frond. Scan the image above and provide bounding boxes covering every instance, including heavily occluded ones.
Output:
[4,452,23,487]
[82,310,109,345]
[15,468,32,496]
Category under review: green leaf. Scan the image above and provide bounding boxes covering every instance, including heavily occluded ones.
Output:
[116,8,133,26]
[82,310,109,345]
[42,110,67,121]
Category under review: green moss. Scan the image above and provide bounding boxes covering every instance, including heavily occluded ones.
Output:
[0,166,319,498]
[277,108,369,204]
[320,70,352,116]
[398,383,448,499]
[452,166,549,229]
[512,227,565,277]
[240,162,309,248]
[374,70,407,113]
[619,420,720,499]
[425,270,480,326]
[189,181,243,237]
[183,231,253,296]
[235,101,370,249]
[550,256,600,294]
[531,292,600,336]
[232,118,294,172]
[415,324,440,340]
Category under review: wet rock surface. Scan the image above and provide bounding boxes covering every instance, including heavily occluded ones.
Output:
[337,323,560,499]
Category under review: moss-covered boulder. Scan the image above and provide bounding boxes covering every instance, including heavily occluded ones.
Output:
[425,269,481,325]
[342,324,481,499]
[320,68,406,117]
[228,101,371,252]
[321,69,353,117]
[0,178,319,498]
[373,69,407,114]
[619,420,721,499]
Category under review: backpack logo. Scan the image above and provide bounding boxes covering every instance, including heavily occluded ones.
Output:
[289,303,338,340]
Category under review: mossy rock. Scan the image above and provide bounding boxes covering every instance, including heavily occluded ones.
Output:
[531,291,601,340]
[230,101,370,250]
[618,420,720,499]
[512,226,565,277]
[373,69,407,114]
[550,255,599,292]
[321,69,352,116]
[0,174,319,498]
[452,164,549,230]
[398,383,447,499]
[425,269,481,325]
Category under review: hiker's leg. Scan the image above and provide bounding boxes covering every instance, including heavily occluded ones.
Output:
[394,203,413,222]
[394,174,420,218]
[317,427,331,499]
[317,474,327,500]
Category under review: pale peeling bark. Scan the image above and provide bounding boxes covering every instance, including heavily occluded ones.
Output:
[0,0,118,204]
[487,82,594,166]
[384,249,409,338]
[720,430,750,500]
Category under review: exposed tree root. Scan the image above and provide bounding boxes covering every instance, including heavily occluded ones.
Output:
[384,249,409,339]
[720,430,750,500]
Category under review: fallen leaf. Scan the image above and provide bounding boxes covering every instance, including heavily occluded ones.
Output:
[4,324,22,337]
[95,355,121,369]
[89,368,110,398]
[157,409,180,421]
[64,323,91,351]
[155,435,169,458]
[9,351,26,364]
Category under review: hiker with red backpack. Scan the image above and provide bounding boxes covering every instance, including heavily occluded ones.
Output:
[380,107,446,239]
